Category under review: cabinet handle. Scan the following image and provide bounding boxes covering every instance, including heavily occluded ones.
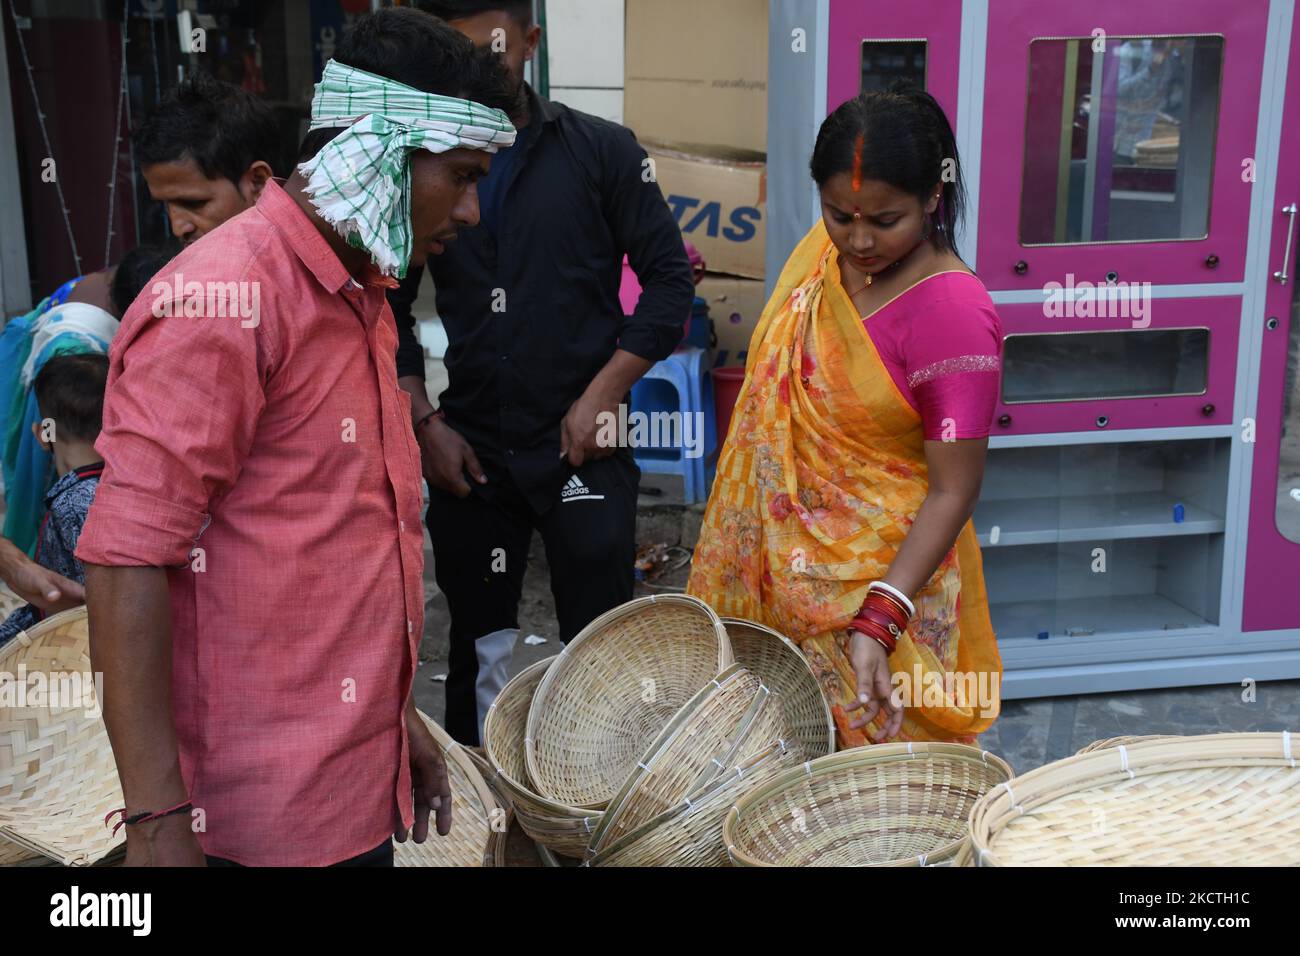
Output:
[1275,203,1297,284]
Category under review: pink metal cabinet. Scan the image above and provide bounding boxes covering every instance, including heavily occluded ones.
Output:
[978,0,1268,290]
[827,1,964,115]
[1243,15,1300,632]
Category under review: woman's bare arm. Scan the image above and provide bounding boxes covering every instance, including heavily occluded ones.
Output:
[880,437,989,598]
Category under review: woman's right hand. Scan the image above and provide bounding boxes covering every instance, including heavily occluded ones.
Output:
[417,417,486,498]
[845,631,904,742]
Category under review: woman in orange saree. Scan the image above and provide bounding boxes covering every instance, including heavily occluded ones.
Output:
[688,87,1003,749]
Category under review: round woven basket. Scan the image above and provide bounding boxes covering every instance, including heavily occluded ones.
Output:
[525,594,733,808]
[484,656,604,858]
[0,583,25,619]
[392,712,504,867]
[586,663,796,857]
[590,741,794,867]
[1074,733,1176,755]
[968,732,1300,866]
[0,607,125,866]
[724,743,1014,866]
[723,618,834,760]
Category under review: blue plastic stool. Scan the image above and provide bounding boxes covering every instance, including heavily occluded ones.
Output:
[629,346,717,503]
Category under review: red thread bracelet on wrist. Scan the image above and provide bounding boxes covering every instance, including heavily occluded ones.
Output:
[414,408,444,433]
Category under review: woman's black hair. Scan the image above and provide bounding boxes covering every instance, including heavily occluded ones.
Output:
[110,241,181,318]
[809,82,966,252]
[297,7,522,162]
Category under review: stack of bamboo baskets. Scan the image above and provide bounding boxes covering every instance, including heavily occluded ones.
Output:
[483,594,836,865]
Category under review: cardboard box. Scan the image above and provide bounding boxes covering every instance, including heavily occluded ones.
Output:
[624,0,768,154]
[651,146,766,280]
[697,273,770,368]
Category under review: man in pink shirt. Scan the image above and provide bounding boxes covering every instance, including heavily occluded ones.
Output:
[77,8,519,866]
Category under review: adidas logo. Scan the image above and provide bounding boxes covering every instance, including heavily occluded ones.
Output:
[561,475,605,502]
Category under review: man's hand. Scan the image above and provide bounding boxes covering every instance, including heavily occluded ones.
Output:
[417,417,486,498]
[560,384,622,468]
[123,812,206,867]
[397,704,452,843]
[0,536,84,611]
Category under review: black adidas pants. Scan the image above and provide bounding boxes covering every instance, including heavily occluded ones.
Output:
[426,452,639,746]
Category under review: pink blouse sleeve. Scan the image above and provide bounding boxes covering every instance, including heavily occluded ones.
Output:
[904,295,1003,441]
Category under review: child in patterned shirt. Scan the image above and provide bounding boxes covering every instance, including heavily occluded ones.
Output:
[0,353,108,645]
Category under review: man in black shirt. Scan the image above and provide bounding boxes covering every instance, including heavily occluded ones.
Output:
[397,0,694,745]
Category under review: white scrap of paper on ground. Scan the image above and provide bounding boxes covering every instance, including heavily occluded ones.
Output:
[523,634,547,645]
[430,673,448,682]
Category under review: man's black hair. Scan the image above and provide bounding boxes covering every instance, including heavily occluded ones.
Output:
[297,7,522,162]
[418,0,534,28]
[34,353,110,445]
[110,242,181,318]
[136,71,289,183]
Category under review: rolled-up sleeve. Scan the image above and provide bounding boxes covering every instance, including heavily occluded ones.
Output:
[76,288,269,568]
[602,127,694,363]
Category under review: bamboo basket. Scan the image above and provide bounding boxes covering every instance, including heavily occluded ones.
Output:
[723,617,835,760]
[968,732,1300,866]
[526,594,733,808]
[725,743,1014,866]
[0,607,125,866]
[1074,734,1176,755]
[0,583,25,619]
[589,741,794,867]
[393,712,504,867]
[484,656,603,858]
[586,663,797,857]
[463,747,511,868]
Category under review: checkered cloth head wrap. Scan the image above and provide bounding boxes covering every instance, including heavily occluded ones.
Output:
[298,60,516,278]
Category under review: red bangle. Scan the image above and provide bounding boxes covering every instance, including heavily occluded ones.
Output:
[869,591,911,621]
[849,592,910,656]
[849,617,897,654]
[859,596,908,633]
[847,621,899,658]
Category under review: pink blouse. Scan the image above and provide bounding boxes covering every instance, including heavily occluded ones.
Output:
[862,271,1003,441]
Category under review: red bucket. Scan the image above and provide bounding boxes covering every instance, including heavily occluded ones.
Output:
[711,366,747,443]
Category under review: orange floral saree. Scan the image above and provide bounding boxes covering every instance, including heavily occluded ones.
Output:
[687,220,1002,748]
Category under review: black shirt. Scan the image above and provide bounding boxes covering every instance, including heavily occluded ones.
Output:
[389,85,694,513]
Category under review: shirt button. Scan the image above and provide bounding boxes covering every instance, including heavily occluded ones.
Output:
[400,520,406,531]
[507,449,515,456]
[407,619,413,634]
[499,354,508,362]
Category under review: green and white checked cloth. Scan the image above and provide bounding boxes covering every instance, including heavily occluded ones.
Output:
[298,60,517,278]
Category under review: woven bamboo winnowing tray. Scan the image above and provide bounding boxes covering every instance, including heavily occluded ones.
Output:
[723,618,835,760]
[724,743,1014,867]
[968,732,1300,866]
[483,656,603,858]
[393,712,504,867]
[589,741,795,867]
[525,594,733,809]
[1074,734,1176,755]
[586,663,798,858]
[0,607,125,866]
